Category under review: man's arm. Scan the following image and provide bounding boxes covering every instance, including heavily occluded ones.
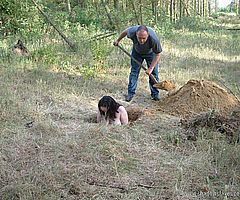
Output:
[145,53,161,76]
[113,28,128,46]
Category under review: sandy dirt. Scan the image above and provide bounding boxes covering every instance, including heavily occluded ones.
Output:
[157,79,240,119]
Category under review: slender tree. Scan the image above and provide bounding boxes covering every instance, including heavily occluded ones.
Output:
[67,0,71,13]
[130,0,140,24]
[101,0,115,29]
[239,0,240,15]
[170,0,173,22]
[139,0,143,24]
[113,0,119,9]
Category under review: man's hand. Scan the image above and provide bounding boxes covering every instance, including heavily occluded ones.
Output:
[113,40,119,46]
[113,29,128,46]
[145,67,154,76]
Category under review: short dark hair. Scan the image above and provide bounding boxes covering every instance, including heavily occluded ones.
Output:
[136,25,148,33]
[98,96,121,120]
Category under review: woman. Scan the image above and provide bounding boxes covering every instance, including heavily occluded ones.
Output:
[97,96,128,125]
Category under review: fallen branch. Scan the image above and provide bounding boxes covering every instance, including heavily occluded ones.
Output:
[86,179,157,192]
[226,28,240,31]
[31,0,76,51]
[86,179,126,191]
[89,32,116,41]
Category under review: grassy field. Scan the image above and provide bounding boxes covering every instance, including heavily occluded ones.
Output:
[0,17,240,199]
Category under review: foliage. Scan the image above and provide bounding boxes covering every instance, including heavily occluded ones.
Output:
[212,11,237,18]
[0,0,44,36]
[69,6,98,26]
[174,16,213,31]
[153,10,175,38]
[90,40,113,61]
[31,45,59,65]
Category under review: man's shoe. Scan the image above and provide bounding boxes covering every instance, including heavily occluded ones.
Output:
[125,95,133,102]
[151,96,160,101]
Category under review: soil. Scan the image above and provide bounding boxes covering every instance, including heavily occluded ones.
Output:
[154,80,176,91]
[126,106,155,122]
[157,79,240,119]
[181,108,240,143]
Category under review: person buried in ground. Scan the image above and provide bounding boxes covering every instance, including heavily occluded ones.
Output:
[113,25,162,102]
[97,96,128,125]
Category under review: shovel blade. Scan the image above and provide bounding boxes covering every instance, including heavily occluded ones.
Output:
[154,80,176,91]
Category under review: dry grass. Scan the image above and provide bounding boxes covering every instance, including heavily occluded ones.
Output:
[0,18,240,199]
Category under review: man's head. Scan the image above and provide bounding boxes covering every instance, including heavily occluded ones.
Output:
[136,25,149,45]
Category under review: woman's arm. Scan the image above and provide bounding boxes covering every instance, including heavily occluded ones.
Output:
[97,110,102,123]
[119,106,128,125]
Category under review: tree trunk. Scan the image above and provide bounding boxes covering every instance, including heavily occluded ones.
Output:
[202,0,205,17]
[122,0,126,13]
[208,1,211,16]
[101,0,116,30]
[194,0,197,15]
[203,0,208,17]
[31,0,76,50]
[139,0,143,24]
[170,0,173,22]
[152,0,155,16]
[113,0,119,10]
[66,0,71,14]
[130,0,140,24]
[179,0,182,19]
[198,0,201,16]
[238,0,240,15]
[152,0,158,23]
[173,0,177,22]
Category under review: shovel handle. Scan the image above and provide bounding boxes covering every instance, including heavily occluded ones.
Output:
[117,45,158,84]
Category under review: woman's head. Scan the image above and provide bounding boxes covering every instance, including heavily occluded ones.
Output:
[98,96,121,119]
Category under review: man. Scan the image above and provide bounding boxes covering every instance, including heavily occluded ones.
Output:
[113,25,162,102]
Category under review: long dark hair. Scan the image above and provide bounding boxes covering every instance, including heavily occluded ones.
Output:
[98,96,121,120]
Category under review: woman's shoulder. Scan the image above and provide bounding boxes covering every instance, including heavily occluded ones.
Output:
[118,105,127,112]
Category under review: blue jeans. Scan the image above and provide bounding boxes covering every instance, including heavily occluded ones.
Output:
[128,48,159,98]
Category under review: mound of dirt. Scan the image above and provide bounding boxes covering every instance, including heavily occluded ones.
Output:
[181,108,240,143]
[158,80,240,119]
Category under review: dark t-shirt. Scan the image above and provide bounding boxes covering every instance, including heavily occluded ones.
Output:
[127,25,162,55]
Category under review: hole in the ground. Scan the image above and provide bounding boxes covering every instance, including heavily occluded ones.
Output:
[126,107,144,122]
[84,107,144,124]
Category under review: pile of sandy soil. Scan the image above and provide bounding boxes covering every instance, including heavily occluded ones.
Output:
[158,80,240,119]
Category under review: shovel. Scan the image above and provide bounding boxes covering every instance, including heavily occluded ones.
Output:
[117,45,176,91]
[117,45,159,84]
